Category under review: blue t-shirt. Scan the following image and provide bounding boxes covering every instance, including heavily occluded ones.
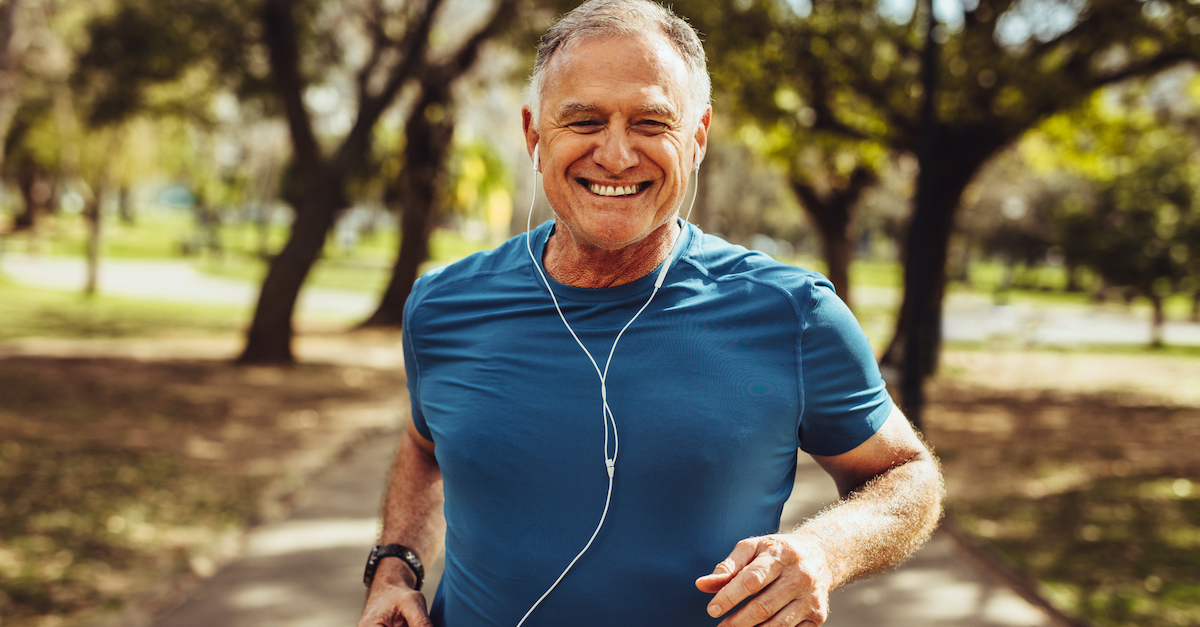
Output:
[402,220,892,627]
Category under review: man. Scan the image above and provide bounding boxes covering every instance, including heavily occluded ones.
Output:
[357,1,943,626]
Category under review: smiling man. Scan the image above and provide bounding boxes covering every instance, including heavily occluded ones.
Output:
[356,2,943,627]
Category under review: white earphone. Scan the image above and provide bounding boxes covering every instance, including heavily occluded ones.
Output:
[516,138,702,626]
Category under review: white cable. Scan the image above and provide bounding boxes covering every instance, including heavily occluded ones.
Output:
[518,156,699,626]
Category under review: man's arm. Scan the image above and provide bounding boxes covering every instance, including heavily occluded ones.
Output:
[357,419,445,627]
[695,406,943,627]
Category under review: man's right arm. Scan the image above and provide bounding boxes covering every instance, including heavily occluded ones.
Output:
[357,419,445,627]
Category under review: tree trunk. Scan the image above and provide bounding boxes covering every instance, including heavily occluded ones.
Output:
[790,166,875,312]
[820,228,853,309]
[361,82,456,328]
[1148,292,1165,348]
[84,192,102,296]
[238,170,345,363]
[117,184,134,224]
[0,0,23,172]
[1065,260,1082,292]
[881,132,1004,383]
[14,166,49,231]
[238,0,350,364]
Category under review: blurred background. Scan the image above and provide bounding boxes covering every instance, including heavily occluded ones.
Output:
[0,0,1198,626]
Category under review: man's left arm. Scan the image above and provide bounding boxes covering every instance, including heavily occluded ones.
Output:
[695,405,944,627]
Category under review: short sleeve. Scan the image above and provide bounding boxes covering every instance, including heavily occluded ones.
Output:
[796,280,893,456]
[403,274,433,441]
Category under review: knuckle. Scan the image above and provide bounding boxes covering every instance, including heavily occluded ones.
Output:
[769,609,799,627]
[748,596,776,621]
[744,566,769,588]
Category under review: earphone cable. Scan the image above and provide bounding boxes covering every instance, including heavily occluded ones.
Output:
[517,153,699,626]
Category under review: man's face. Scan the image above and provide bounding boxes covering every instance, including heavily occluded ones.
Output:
[523,32,710,253]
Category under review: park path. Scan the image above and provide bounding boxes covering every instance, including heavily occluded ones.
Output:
[0,252,375,320]
[4,251,1200,346]
[145,432,1064,627]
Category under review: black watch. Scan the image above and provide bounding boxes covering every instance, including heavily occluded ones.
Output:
[363,544,424,591]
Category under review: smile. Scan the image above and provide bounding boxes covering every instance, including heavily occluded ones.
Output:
[584,180,650,197]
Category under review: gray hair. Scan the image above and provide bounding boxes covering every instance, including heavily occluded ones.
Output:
[527,0,711,128]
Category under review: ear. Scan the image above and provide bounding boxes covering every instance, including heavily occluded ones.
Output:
[522,105,540,172]
[692,106,712,171]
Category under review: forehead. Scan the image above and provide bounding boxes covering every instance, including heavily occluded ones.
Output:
[539,31,692,119]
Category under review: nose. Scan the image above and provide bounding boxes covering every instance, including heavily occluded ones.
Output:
[591,130,638,173]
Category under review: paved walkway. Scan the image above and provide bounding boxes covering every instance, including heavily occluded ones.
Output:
[148,435,1062,627]
[0,253,375,320]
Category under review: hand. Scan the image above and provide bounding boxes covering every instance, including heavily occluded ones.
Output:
[695,534,833,627]
[357,561,432,627]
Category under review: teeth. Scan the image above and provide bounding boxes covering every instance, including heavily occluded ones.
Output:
[589,183,639,197]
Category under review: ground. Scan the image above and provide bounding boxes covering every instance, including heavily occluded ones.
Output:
[0,339,1196,627]
[0,332,407,627]
[927,350,1200,627]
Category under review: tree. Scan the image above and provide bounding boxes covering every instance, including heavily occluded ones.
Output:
[1024,82,1200,344]
[74,0,525,362]
[359,1,519,328]
[689,0,1200,391]
[0,0,29,171]
[694,9,889,310]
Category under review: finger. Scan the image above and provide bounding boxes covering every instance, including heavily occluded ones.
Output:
[701,535,766,587]
[721,596,825,627]
[695,570,733,593]
[707,551,784,619]
[697,536,762,593]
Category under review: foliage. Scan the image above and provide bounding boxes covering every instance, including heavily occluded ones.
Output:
[1017,78,1200,336]
[685,0,1200,371]
[70,0,273,128]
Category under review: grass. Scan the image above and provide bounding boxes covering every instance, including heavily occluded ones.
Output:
[0,439,260,625]
[951,476,1200,627]
[0,362,260,626]
[0,275,247,341]
[927,368,1200,627]
[0,356,406,627]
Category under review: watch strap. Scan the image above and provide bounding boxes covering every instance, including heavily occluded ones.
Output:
[364,544,424,591]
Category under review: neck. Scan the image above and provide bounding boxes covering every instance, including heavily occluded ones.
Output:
[544,219,681,289]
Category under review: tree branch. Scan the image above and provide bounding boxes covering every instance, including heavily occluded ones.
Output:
[260,0,323,172]
[335,0,446,173]
[354,0,393,104]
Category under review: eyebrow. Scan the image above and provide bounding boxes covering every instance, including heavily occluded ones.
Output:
[555,101,679,119]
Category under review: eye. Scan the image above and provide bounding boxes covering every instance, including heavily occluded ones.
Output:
[567,120,602,133]
[635,119,669,133]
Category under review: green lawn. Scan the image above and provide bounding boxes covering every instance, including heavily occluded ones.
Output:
[3,209,1196,342]
[0,276,247,341]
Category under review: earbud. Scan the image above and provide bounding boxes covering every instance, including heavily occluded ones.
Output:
[693,141,701,172]
[533,142,540,172]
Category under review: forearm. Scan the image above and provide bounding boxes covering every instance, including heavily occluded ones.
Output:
[793,451,943,588]
[374,426,445,590]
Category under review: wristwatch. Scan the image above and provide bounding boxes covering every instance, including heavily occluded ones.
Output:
[363,544,424,591]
